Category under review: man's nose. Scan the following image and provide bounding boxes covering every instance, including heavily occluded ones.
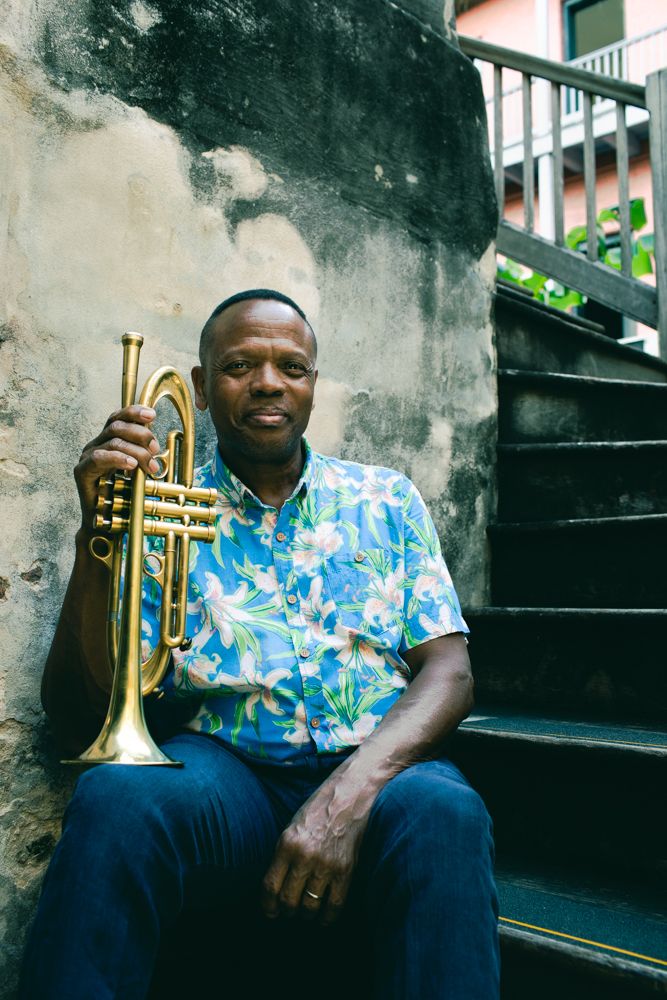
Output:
[249,362,284,394]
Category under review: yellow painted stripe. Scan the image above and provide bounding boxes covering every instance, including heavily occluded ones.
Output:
[499,917,667,967]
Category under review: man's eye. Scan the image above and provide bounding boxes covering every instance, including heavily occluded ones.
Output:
[225,361,248,371]
[285,362,305,372]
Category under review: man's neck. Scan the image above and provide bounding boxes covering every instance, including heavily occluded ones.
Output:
[218,441,306,511]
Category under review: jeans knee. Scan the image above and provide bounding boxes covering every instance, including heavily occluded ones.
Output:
[373,761,492,847]
[67,766,165,846]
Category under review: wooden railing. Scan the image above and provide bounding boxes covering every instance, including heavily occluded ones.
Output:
[459,35,667,358]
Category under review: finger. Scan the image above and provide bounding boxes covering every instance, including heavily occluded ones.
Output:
[277,864,312,919]
[301,877,329,921]
[261,855,291,920]
[75,448,141,528]
[78,443,159,485]
[91,435,160,476]
[319,874,351,927]
[104,405,156,430]
[91,418,161,457]
[75,450,140,503]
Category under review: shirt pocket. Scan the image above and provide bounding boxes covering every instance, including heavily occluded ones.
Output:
[323,547,401,647]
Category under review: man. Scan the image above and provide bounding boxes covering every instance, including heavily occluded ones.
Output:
[21,290,499,999]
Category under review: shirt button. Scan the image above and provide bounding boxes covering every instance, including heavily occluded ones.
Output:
[276,531,287,542]
[299,648,310,658]
[287,594,297,605]
[311,717,321,728]
[354,551,365,563]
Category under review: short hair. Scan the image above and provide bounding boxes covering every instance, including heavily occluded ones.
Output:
[199,288,316,364]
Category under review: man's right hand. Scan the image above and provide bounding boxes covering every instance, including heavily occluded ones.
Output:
[74,405,161,529]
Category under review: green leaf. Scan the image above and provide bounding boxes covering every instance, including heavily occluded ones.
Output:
[522,271,548,292]
[604,247,622,270]
[566,225,588,250]
[630,198,647,232]
[632,241,653,278]
[638,233,655,254]
[553,289,585,310]
[497,258,524,281]
[597,207,619,224]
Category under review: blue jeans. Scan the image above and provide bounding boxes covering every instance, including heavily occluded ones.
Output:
[20,733,499,999]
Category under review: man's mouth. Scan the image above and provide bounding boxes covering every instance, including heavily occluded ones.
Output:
[244,409,289,426]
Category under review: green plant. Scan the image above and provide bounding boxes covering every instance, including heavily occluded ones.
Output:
[497,197,655,312]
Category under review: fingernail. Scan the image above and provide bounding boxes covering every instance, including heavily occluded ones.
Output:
[126,456,138,468]
[140,408,156,420]
[149,459,159,473]
[148,438,160,454]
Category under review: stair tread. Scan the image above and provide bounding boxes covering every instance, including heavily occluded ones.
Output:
[499,440,667,453]
[499,368,667,390]
[459,706,667,754]
[489,512,667,532]
[464,606,667,619]
[496,281,608,336]
[496,860,667,974]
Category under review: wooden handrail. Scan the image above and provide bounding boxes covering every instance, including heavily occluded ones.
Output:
[459,36,647,109]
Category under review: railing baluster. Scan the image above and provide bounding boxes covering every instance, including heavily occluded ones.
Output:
[647,68,667,358]
[616,103,632,278]
[494,64,505,215]
[522,73,534,232]
[583,90,598,262]
[551,81,564,245]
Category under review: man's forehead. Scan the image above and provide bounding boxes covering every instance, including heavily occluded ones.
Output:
[208,298,315,354]
[215,298,306,332]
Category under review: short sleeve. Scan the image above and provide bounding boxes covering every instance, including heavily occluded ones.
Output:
[399,481,469,654]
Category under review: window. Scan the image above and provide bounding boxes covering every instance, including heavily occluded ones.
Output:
[564,0,625,60]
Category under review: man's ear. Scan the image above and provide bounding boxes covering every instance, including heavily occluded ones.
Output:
[191,366,208,411]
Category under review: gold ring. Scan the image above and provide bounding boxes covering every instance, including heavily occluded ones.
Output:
[305,889,321,900]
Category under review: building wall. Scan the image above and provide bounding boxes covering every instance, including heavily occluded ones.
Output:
[458,0,666,59]
[0,1,497,991]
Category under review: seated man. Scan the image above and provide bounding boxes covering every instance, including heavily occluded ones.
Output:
[21,289,499,999]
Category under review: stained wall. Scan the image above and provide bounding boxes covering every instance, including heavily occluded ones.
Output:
[0,1,497,990]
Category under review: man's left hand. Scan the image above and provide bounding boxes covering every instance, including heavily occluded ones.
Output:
[261,768,375,925]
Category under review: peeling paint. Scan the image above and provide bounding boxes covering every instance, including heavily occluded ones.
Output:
[129,1,162,34]
[201,145,269,201]
[0,459,29,478]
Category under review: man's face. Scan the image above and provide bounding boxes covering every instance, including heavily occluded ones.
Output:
[191,298,318,466]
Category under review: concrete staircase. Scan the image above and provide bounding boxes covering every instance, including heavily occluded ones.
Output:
[454,282,667,998]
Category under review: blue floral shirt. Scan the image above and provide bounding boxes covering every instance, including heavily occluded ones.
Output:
[142,443,469,763]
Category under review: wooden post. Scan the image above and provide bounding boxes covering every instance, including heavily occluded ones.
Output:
[646,69,667,359]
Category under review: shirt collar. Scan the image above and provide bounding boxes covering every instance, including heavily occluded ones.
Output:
[211,439,317,511]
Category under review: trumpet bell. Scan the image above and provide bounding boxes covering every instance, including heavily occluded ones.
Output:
[62,726,181,767]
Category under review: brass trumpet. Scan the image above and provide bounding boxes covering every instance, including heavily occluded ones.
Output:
[64,333,218,767]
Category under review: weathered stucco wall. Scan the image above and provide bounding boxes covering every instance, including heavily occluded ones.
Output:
[0,0,497,990]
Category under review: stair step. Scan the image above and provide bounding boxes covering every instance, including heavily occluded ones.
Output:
[462,607,667,718]
[451,705,667,880]
[496,861,667,998]
[495,282,667,384]
[498,369,667,443]
[488,514,667,608]
[498,441,667,521]
[459,708,667,755]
